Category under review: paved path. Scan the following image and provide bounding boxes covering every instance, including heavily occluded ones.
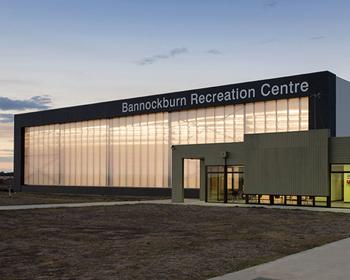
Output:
[2,199,350,213]
[211,237,350,280]
[0,200,170,211]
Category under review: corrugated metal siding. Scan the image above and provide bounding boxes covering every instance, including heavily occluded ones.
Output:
[244,130,329,196]
[330,137,350,163]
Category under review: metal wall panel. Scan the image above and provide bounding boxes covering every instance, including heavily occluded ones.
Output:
[330,137,350,163]
[244,130,329,196]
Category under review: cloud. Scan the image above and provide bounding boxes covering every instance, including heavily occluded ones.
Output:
[0,114,14,123]
[0,95,52,111]
[137,47,188,65]
[263,0,279,8]
[310,36,326,40]
[207,49,222,55]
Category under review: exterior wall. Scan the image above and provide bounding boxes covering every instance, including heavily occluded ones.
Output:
[13,71,337,193]
[172,129,330,202]
[336,77,350,137]
[329,137,350,163]
[22,98,309,189]
[244,129,329,196]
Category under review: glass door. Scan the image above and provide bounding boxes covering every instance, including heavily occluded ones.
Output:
[206,165,244,203]
[206,166,225,202]
[227,166,245,203]
[331,164,350,208]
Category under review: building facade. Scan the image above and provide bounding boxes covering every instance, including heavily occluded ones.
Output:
[13,71,350,207]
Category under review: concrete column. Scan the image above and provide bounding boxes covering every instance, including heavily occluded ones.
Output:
[171,156,184,203]
[200,159,206,201]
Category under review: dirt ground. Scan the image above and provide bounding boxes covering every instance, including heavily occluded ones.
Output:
[1,204,350,279]
[0,191,169,206]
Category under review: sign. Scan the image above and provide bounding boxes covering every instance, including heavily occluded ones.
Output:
[121,80,310,114]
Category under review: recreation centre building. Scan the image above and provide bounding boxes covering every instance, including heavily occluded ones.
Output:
[13,71,350,207]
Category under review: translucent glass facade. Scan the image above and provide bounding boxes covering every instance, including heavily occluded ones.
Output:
[24,97,309,188]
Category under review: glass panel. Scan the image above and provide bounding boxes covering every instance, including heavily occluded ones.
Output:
[274,195,285,205]
[288,98,300,131]
[155,113,164,187]
[224,105,234,142]
[133,115,141,187]
[187,110,197,144]
[163,113,169,187]
[234,104,244,142]
[254,102,265,134]
[286,196,298,205]
[81,122,87,185]
[196,108,206,144]
[227,173,233,201]
[245,103,254,134]
[214,107,225,143]
[179,111,188,145]
[140,114,148,186]
[300,97,309,130]
[233,166,244,173]
[207,173,225,202]
[331,164,350,172]
[171,111,180,145]
[277,99,288,132]
[301,196,313,206]
[205,107,215,143]
[331,173,343,201]
[207,166,225,172]
[147,113,156,186]
[126,116,134,186]
[119,117,127,186]
[265,100,277,133]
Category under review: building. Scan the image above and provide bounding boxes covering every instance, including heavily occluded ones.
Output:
[13,71,350,207]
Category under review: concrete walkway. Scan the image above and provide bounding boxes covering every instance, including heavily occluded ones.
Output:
[211,237,350,280]
[2,198,350,213]
[0,199,171,211]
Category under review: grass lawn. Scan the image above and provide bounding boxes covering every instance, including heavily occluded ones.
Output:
[1,204,350,279]
[0,190,169,206]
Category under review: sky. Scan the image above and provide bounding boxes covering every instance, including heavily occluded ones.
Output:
[1,0,350,171]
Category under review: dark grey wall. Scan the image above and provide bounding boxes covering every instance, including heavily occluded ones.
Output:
[330,137,350,163]
[244,129,329,196]
[336,77,350,137]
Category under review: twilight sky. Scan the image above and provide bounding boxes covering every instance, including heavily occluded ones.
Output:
[1,0,350,171]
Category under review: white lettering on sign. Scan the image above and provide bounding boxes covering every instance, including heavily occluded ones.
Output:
[121,81,310,113]
[122,96,187,113]
[190,88,256,105]
[261,81,309,97]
